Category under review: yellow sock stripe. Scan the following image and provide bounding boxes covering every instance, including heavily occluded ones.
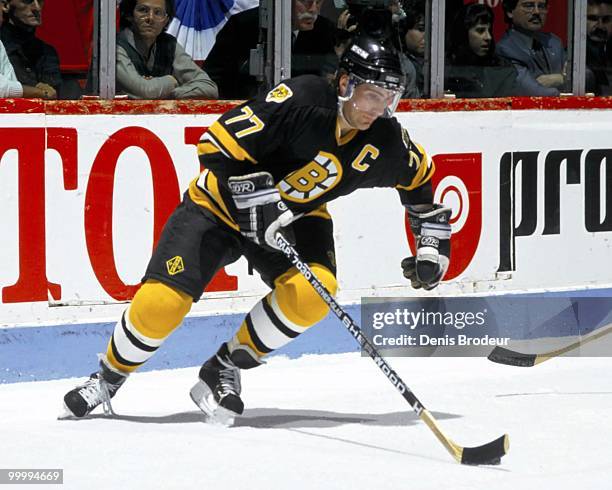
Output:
[106,342,141,373]
[235,319,269,357]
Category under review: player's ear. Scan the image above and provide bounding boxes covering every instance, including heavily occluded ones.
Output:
[338,73,349,97]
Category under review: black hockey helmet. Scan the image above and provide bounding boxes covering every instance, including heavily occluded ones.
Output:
[338,34,406,118]
[339,34,407,93]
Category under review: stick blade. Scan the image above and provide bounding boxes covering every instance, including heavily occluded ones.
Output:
[488,346,537,367]
[460,434,509,466]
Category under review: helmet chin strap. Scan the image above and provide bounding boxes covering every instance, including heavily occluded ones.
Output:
[338,100,358,130]
[337,79,358,130]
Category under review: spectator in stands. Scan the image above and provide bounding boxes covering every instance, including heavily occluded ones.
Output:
[1,0,61,99]
[496,0,567,96]
[445,3,520,98]
[117,0,218,99]
[292,0,338,79]
[394,0,425,97]
[586,0,612,95]
[204,0,337,99]
[0,0,22,97]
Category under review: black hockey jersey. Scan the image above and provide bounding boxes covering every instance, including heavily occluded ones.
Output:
[189,75,434,231]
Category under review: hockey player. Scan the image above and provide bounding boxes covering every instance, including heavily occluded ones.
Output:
[62,34,452,423]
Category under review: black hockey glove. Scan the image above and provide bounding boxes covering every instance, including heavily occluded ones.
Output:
[402,204,452,291]
[228,172,295,251]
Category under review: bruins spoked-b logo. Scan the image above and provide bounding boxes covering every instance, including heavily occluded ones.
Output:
[265,83,293,104]
[166,256,185,276]
[279,151,343,203]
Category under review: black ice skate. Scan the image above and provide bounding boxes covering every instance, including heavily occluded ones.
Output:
[190,342,262,426]
[61,357,128,418]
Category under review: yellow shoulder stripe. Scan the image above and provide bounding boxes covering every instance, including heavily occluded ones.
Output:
[208,121,258,164]
[396,144,435,191]
[197,141,221,156]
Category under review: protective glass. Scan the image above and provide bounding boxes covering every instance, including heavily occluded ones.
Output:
[342,75,404,118]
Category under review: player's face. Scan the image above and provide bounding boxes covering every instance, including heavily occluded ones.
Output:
[130,0,169,42]
[587,3,612,43]
[468,22,493,57]
[342,82,398,130]
[9,0,44,28]
[508,0,548,32]
[293,0,323,31]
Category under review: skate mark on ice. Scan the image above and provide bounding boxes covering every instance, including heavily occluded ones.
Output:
[496,391,612,398]
[234,408,459,429]
[64,407,460,429]
[73,411,208,424]
[286,428,510,471]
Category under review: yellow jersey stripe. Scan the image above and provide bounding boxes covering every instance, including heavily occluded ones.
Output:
[208,121,258,164]
[197,141,221,156]
[335,117,358,146]
[396,146,435,191]
[304,204,332,220]
[204,170,234,220]
[188,177,239,231]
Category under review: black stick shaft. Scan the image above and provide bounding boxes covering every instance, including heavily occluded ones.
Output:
[276,235,426,415]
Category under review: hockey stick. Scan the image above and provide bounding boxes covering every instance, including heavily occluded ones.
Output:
[488,321,612,367]
[275,234,509,465]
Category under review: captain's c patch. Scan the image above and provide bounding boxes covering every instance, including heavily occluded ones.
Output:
[166,256,185,276]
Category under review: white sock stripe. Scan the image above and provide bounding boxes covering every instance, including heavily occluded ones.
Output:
[123,308,165,348]
[269,293,310,334]
[248,299,294,351]
[112,319,158,364]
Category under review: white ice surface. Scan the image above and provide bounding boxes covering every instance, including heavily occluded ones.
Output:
[1,353,611,489]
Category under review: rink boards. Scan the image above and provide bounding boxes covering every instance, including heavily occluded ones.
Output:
[1,104,611,381]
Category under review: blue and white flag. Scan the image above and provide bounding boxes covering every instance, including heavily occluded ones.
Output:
[167,0,259,61]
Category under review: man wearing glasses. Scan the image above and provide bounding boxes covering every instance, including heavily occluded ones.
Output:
[586,0,612,94]
[496,0,567,96]
[116,0,218,99]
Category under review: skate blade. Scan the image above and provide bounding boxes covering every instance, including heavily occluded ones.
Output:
[189,380,236,427]
[57,403,78,420]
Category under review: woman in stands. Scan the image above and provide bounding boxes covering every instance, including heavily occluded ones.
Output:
[445,3,520,98]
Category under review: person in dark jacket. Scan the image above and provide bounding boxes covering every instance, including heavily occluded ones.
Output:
[204,0,337,99]
[496,0,567,96]
[446,3,520,98]
[586,0,612,95]
[1,0,60,98]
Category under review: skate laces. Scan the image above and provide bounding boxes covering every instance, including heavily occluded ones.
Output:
[77,374,117,416]
[216,355,242,396]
